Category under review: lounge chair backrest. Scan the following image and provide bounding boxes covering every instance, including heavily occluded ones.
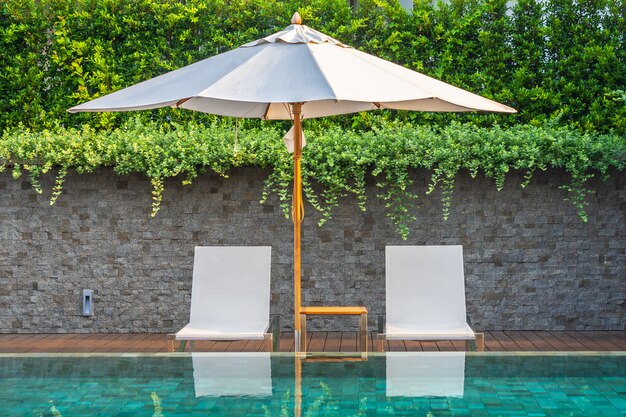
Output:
[385,245,467,331]
[189,246,271,333]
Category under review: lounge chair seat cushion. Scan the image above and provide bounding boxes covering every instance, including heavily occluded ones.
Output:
[176,324,268,340]
[385,323,475,340]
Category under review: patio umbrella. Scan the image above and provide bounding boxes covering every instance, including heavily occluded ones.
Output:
[69,12,516,348]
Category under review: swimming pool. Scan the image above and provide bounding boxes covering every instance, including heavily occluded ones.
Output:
[1,352,624,416]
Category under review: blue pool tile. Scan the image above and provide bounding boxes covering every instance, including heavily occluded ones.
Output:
[1,354,625,417]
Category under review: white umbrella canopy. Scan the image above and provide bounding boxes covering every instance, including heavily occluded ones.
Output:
[69,13,515,350]
[68,15,515,117]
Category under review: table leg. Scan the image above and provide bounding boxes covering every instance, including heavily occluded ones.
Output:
[359,313,368,352]
[299,314,307,352]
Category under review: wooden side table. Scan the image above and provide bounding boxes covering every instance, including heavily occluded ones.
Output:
[299,306,368,353]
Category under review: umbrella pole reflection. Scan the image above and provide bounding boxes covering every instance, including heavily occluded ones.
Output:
[291,103,304,350]
[294,353,303,417]
[293,353,369,417]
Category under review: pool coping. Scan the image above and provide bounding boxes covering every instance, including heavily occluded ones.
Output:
[1,351,625,358]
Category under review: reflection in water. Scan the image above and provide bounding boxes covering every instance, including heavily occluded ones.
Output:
[295,354,301,417]
[45,392,164,417]
[0,353,624,417]
[151,392,164,417]
[295,353,371,417]
[192,353,272,397]
[386,352,466,397]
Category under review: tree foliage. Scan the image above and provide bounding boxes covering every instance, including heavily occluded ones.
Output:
[1,0,624,133]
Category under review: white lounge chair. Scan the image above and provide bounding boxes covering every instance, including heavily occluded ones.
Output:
[377,245,484,351]
[386,352,466,397]
[192,353,272,397]
[168,246,275,352]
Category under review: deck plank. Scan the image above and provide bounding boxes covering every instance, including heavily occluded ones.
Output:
[537,331,572,351]
[259,338,272,352]
[450,340,466,351]
[280,331,295,352]
[570,331,611,351]
[226,340,249,352]
[387,339,406,352]
[307,331,327,352]
[9,334,54,353]
[551,331,589,350]
[504,331,537,351]
[433,340,455,351]
[136,333,170,352]
[73,334,111,353]
[240,339,263,352]
[340,331,357,352]
[107,333,145,353]
[24,334,73,352]
[578,331,621,350]
[483,332,504,351]
[324,332,342,352]
[486,331,517,351]
[420,341,439,352]
[0,331,624,353]
[590,331,626,350]
[518,331,557,351]
[404,340,423,351]
[207,340,232,352]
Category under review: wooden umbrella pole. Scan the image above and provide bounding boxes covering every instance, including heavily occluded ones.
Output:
[291,103,304,344]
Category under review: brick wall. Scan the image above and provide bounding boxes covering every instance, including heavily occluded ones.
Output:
[0,168,624,332]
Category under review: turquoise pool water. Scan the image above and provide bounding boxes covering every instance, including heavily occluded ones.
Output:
[1,353,624,417]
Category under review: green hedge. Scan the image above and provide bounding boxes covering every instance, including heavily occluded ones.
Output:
[1,0,625,133]
[2,120,624,238]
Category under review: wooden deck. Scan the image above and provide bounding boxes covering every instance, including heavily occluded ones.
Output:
[0,331,625,353]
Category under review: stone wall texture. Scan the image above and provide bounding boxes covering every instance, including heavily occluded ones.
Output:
[0,168,624,333]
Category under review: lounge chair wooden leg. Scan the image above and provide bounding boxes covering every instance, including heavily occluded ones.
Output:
[376,334,385,352]
[476,333,485,352]
[465,334,484,352]
[167,335,188,352]
[264,334,273,352]
[167,334,175,352]
[271,315,280,352]
[375,316,385,352]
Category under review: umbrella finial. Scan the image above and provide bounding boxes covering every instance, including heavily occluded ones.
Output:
[291,12,302,25]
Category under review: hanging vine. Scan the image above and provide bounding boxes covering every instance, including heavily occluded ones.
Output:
[1,118,624,239]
